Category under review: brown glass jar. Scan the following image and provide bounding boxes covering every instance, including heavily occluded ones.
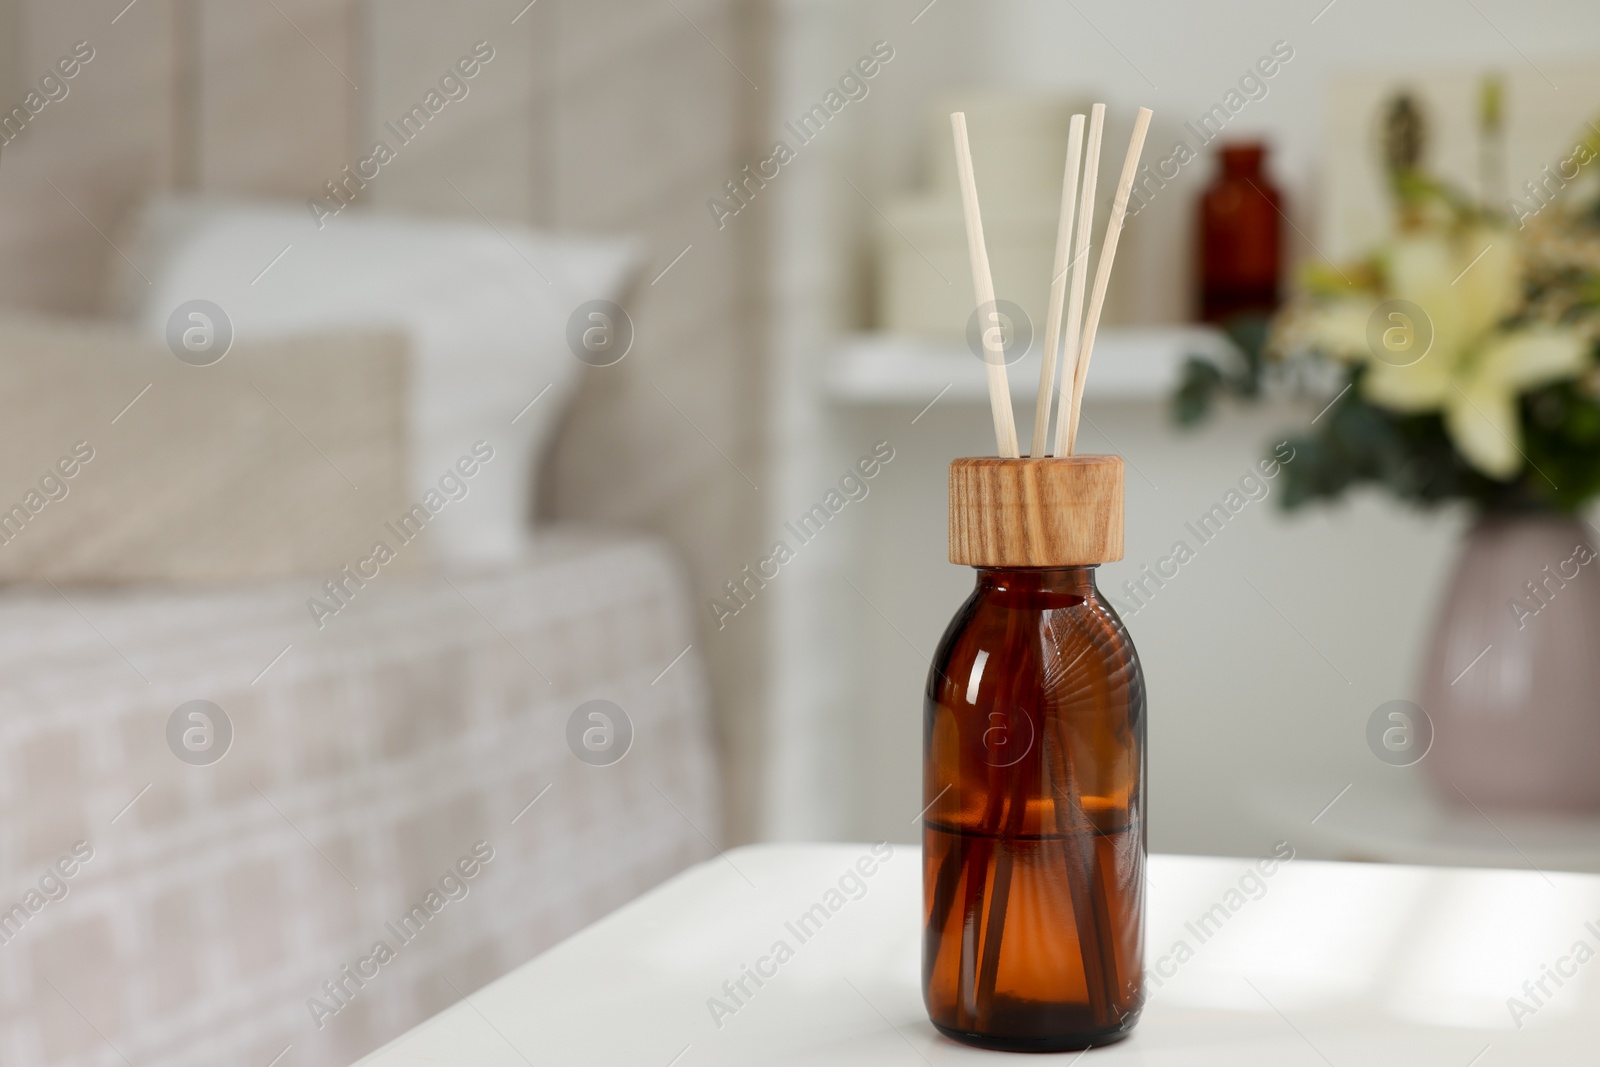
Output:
[924,458,1145,1051]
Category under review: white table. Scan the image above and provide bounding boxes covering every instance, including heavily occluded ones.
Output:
[356,844,1600,1064]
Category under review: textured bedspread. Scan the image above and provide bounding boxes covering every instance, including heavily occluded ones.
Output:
[0,530,720,1067]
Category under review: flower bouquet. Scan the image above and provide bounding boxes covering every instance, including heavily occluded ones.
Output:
[1179,163,1600,513]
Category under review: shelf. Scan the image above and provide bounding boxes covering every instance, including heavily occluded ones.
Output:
[825,326,1239,405]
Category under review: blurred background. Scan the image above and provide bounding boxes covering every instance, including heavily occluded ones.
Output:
[5,0,1600,1063]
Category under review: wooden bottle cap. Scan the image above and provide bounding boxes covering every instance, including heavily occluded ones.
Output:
[949,455,1124,567]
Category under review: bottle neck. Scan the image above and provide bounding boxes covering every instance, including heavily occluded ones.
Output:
[974,566,1099,607]
[1219,144,1265,177]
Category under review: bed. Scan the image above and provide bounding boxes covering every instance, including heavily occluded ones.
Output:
[0,528,719,1067]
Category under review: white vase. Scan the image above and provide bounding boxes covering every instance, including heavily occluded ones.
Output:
[1420,513,1600,811]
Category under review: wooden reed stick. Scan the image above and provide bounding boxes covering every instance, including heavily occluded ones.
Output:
[1065,106,1153,455]
[974,769,1026,1028]
[1052,104,1105,457]
[1029,113,1087,458]
[1048,709,1117,1027]
[971,605,1026,1028]
[951,111,1020,459]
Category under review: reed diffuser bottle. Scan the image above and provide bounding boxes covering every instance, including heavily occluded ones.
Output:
[933,99,1152,1050]
[922,456,1145,1051]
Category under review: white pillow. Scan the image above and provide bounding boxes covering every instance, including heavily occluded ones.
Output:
[122,197,639,565]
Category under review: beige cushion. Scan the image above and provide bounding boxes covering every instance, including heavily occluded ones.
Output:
[0,317,413,584]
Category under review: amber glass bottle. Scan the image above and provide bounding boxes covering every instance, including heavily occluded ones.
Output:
[925,458,1145,1051]
[1198,142,1282,324]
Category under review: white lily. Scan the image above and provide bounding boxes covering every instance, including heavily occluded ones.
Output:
[1298,225,1587,479]
[1444,327,1588,477]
